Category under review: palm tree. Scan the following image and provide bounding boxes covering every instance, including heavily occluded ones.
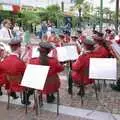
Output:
[75,0,85,28]
[110,0,119,34]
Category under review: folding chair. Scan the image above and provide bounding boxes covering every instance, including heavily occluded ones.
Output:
[6,74,28,114]
[37,90,60,115]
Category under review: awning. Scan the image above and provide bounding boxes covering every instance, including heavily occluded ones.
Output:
[0,4,21,13]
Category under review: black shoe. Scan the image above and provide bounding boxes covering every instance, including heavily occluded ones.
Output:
[21,100,31,105]
[10,92,19,99]
[111,84,120,92]
[0,91,3,96]
[47,95,55,103]
[77,86,85,97]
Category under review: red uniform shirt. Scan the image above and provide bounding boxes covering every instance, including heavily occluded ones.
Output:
[72,52,96,85]
[29,57,64,94]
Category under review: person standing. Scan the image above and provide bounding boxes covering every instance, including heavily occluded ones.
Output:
[0,19,14,43]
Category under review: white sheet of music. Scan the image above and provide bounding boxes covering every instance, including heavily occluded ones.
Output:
[56,46,79,62]
[31,46,40,58]
[111,42,120,55]
[21,64,49,90]
[89,58,117,80]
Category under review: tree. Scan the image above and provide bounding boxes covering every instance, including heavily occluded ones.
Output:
[82,1,93,21]
[110,0,119,34]
[39,5,64,27]
[75,0,85,28]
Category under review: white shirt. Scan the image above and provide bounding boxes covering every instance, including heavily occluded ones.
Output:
[0,27,13,43]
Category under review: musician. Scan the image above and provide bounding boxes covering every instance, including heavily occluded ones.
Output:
[105,29,114,41]
[0,45,7,95]
[93,32,110,58]
[0,19,14,43]
[28,42,64,103]
[76,29,86,44]
[70,32,81,54]
[72,37,96,95]
[62,30,71,45]
[0,39,25,99]
[47,31,59,47]
[58,33,64,46]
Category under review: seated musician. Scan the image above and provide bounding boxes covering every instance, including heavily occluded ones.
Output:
[62,30,71,45]
[58,32,65,46]
[0,39,25,99]
[0,45,6,95]
[70,32,81,54]
[105,29,114,41]
[76,29,86,44]
[29,42,64,103]
[93,32,111,58]
[47,31,59,47]
[72,37,96,96]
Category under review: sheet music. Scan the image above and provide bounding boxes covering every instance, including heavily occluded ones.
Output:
[31,46,40,58]
[21,64,49,90]
[111,42,120,56]
[89,58,117,80]
[56,45,79,62]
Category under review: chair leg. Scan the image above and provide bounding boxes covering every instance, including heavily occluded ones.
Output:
[20,92,22,100]
[57,90,59,116]
[38,92,43,108]
[79,85,85,106]
[34,91,38,115]
[25,90,28,114]
[7,92,10,110]
[94,83,98,101]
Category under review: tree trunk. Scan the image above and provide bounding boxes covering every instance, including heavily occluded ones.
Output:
[78,8,81,29]
[115,0,119,35]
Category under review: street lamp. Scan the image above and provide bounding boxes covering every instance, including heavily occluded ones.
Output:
[115,0,119,35]
[100,0,103,32]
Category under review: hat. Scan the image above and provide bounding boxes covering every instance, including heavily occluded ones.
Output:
[51,30,55,34]
[8,39,21,46]
[93,32,104,41]
[97,32,104,37]
[105,29,111,33]
[71,31,78,39]
[39,42,54,53]
[76,28,82,33]
[83,37,95,50]
[59,32,64,38]
[63,29,70,35]
[39,42,54,49]
[83,37,95,45]
[92,30,98,34]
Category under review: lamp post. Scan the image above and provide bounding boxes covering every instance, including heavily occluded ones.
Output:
[61,1,64,12]
[115,0,119,35]
[99,0,103,32]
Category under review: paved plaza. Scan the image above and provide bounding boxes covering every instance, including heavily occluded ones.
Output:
[0,34,120,120]
[0,70,120,120]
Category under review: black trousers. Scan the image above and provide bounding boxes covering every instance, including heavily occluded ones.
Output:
[22,89,34,102]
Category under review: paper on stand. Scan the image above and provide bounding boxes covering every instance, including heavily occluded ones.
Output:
[21,64,49,90]
[111,42,120,55]
[56,46,79,62]
[89,58,117,80]
[32,46,40,58]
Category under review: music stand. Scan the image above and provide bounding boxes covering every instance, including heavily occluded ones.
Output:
[87,58,117,120]
[56,45,79,95]
[21,64,49,115]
